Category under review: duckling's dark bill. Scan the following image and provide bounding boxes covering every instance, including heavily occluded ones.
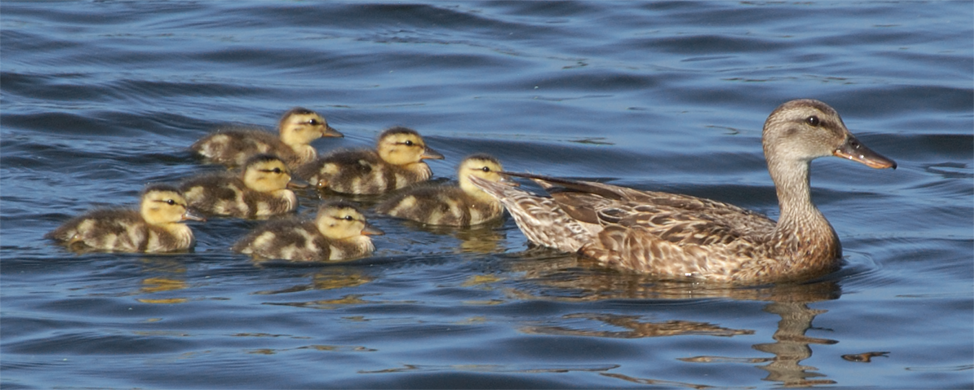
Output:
[833,135,897,169]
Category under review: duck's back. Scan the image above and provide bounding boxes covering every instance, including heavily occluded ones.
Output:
[296,149,430,195]
[191,129,297,167]
[46,209,192,252]
[376,186,502,226]
[181,173,294,218]
[233,220,373,261]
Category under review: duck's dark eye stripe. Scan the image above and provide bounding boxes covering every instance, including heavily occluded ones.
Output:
[259,168,284,174]
[806,116,820,126]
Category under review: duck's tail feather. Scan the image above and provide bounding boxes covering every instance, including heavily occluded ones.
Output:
[470,175,597,253]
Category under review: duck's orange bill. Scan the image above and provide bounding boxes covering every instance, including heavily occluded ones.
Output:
[833,135,897,169]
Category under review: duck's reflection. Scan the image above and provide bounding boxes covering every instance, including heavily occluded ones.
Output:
[506,253,842,387]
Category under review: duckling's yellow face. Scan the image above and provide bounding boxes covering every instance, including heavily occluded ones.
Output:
[458,156,516,195]
[280,112,342,146]
[315,205,381,240]
[242,158,293,192]
[140,190,201,225]
[377,131,444,166]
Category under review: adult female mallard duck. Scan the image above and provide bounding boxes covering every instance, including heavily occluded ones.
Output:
[375,154,516,226]
[294,126,444,195]
[46,184,205,253]
[471,99,896,283]
[180,154,306,218]
[190,107,343,168]
[232,201,383,261]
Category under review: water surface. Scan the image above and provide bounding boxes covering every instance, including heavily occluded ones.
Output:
[2,1,972,388]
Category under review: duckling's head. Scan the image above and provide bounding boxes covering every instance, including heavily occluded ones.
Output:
[140,184,205,225]
[762,99,896,170]
[376,127,444,166]
[278,107,343,147]
[314,201,385,240]
[241,154,301,192]
[457,154,516,197]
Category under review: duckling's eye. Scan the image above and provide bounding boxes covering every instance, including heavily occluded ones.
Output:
[166,199,176,206]
[343,215,354,221]
[271,167,282,174]
[402,140,414,146]
[481,166,491,172]
[307,119,319,125]
[806,116,820,127]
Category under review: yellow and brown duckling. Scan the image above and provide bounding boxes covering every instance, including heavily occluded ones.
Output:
[180,154,306,218]
[232,201,383,261]
[471,99,896,284]
[375,154,516,226]
[190,107,343,168]
[294,126,444,195]
[46,184,204,253]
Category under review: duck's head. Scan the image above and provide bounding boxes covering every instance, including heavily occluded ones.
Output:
[241,154,307,192]
[457,153,517,196]
[762,99,896,170]
[140,184,205,225]
[278,107,343,147]
[376,127,444,166]
[314,201,385,240]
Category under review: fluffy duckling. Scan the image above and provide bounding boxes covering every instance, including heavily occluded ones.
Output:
[46,184,204,253]
[232,201,384,261]
[191,107,343,168]
[375,154,516,226]
[294,126,444,195]
[180,154,305,218]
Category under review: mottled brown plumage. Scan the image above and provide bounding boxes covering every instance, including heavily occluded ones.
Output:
[294,127,444,195]
[190,107,342,168]
[46,184,205,253]
[472,99,896,283]
[232,201,383,261]
[181,154,304,218]
[375,154,515,226]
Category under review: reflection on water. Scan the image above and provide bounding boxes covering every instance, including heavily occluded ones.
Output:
[506,253,843,387]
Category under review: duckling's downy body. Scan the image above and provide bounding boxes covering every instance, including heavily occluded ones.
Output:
[472,99,897,284]
[376,154,515,226]
[294,127,444,195]
[181,154,304,218]
[191,107,343,168]
[232,201,383,261]
[46,184,204,253]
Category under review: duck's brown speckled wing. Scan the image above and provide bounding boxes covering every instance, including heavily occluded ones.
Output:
[500,172,778,280]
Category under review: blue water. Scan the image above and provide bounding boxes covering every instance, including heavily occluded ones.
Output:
[2,1,972,388]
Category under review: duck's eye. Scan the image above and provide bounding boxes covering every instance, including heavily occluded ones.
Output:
[402,140,414,146]
[806,116,820,126]
[481,166,491,172]
[307,119,319,125]
[166,199,176,206]
[343,215,354,221]
[272,167,282,174]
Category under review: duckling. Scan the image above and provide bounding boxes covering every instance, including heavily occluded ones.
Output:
[190,107,343,168]
[294,126,444,195]
[471,99,896,284]
[180,154,305,218]
[46,184,204,253]
[375,154,516,226]
[232,201,384,261]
